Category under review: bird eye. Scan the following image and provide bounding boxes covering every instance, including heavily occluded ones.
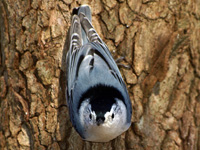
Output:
[111,113,114,119]
[89,114,92,120]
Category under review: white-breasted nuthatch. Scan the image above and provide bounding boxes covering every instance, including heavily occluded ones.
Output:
[66,5,132,142]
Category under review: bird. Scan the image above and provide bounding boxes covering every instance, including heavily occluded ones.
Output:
[65,5,132,142]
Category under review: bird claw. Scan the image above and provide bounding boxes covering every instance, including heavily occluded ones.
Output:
[117,63,131,69]
[115,56,125,64]
[115,56,131,69]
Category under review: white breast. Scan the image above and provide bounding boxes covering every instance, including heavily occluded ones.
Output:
[85,121,130,142]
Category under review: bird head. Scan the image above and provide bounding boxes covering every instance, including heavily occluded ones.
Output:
[79,97,129,142]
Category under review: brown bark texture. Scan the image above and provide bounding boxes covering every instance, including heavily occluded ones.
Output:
[0,0,200,149]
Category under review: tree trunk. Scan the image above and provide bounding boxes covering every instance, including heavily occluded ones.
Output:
[0,0,200,150]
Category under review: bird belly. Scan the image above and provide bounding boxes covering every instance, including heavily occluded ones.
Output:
[84,123,129,142]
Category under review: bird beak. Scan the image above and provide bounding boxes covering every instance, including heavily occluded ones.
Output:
[96,117,104,126]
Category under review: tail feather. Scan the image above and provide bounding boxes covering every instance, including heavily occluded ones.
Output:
[77,5,92,22]
[79,13,103,44]
[72,5,91,45]
[70,15,82,50]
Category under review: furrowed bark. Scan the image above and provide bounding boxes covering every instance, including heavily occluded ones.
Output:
[0,0,200,150]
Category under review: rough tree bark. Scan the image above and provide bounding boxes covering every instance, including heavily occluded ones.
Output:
[0,0,200,150]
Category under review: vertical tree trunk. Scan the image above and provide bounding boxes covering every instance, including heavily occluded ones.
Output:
[0,0,200,150]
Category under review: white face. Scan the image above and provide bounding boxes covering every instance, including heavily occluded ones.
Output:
[79,98,130,142]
